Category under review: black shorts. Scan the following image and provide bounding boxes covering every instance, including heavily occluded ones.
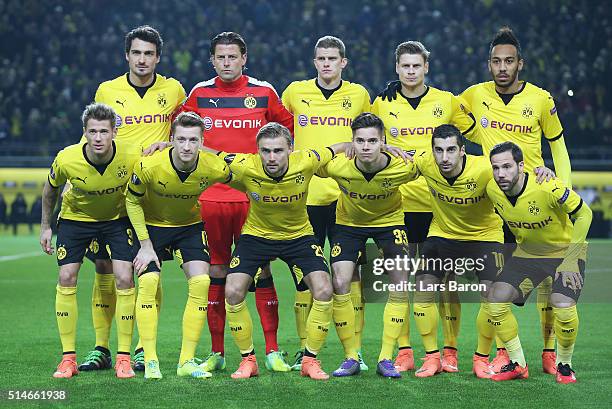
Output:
[228,235,329,288]
[330,224,410,264]
[417,236,503,282]
[404,212,433,244]
[145,222,210,273]
[55,217,136,266]
[85,238,174,263]
[497,256,585,303]
[307,202,337,247]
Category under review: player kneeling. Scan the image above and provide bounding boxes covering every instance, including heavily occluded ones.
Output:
[41,103,140,379]
[126,112,231,380]
[486,142,591,383]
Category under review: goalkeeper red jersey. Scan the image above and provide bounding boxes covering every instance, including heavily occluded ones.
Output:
[182,75,294,202]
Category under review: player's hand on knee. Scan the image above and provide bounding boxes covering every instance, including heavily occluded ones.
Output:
[555,270,583,290]
[133,240,159,275]
[534,166,555,183]
[142,141,171,156]
[40,228,54,255]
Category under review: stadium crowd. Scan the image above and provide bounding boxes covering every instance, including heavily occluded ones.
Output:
[0,0,610,157]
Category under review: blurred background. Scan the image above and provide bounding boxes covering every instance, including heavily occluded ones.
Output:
[0,0,610,235]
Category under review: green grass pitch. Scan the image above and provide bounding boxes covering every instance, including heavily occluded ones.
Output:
[0,234,611,408]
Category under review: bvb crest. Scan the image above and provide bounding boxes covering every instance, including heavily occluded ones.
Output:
[157,93,167,108]
[244,94,257,109]
[528,200,540,215]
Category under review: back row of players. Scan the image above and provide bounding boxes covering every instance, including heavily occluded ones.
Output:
[40,25,587,384]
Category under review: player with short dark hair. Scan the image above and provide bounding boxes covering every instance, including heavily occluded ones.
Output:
[408,124,505,379]
[41,103,140,379]
[125,112,231,380]
[181,31,295,373]
[316,113,416,378]
[486,142,590,384]
[79,25,186,373]
[281,35,372,371]
[459,26,573,374]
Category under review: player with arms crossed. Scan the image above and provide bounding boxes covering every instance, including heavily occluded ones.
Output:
[281,36,371,370]
[372,41,476,372]
[316,113,417,378]
[486,142,590,384]
[125,112,231,380]
[181,32,294,372]
[80,25,186,373]
[41,103,140,379]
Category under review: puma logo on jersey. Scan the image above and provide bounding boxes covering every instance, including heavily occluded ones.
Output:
[116,99,126,107]
[301,99,312,107]
[209,98,219,107]
[74,176,87,184]
[482,101,491,110]
[390,111,399,119]
[251,178,262,187]
[341,177,351,185]
[158,181,168,188]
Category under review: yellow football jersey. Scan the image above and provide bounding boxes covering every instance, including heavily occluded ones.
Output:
[414,152,503,242]
[316,153,418,227]
[49,140,140,222]
[372,86,476,212]
[282,79,371,206]
[459,81,563,173]
[94,73,186,151]
[226,148,334,240]
[126,149,230,239]
[486,174,583,258]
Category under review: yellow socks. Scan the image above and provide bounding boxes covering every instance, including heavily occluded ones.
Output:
[179,275,210,364]
[537,277,556,350]
[115,287,136,353]
[294,289,313,349]
[135,277,163,352]
[333,293,358,359]
[553,305,579,366]
[226,300,254,354]
[439,300,461,349]
[476,301,495,356]
[56,285,78,353]
[414,301,439,352]
[136,273,159,362]
[305,299,332,355]
[489,302,525,366]
[350,281,364,351]
[379,292,409,361]
[92,273,115,350]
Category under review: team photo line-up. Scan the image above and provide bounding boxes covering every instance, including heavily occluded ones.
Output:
[39,24,588,384]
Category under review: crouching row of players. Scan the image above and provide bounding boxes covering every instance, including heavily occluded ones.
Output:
[41,104,589,384]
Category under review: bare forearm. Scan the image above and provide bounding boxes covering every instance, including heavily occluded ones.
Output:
[41,182,59,229]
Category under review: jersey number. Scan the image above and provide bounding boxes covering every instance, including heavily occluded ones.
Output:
[126,229,134,246]
[393,229,408,245]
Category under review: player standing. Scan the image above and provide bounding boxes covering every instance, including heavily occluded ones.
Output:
[316,113,416,378]
[458,27,572,373]
[40,103,140,379]
[181,32,294,373]
[79,25,186,373]
[372,41,476,372]
[281,36,371,370]
[125,112,231,379]
[217,123,350,380]
[486,142,590,384]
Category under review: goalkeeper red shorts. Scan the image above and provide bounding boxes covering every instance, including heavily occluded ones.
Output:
[200,200,249,265]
